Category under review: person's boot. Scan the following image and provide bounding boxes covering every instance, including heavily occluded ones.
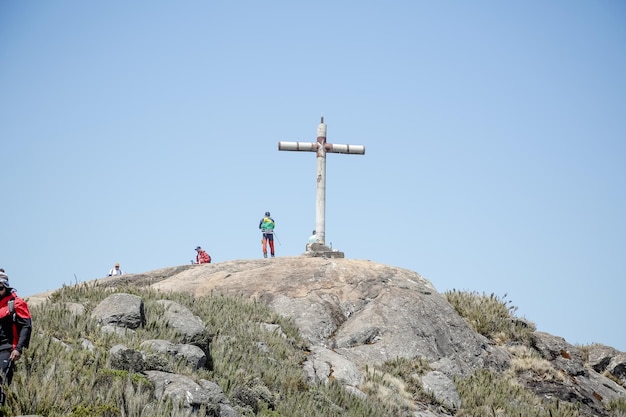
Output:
[271,254,275,258]
[264,253,268,258]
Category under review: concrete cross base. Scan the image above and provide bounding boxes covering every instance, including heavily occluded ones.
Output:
[303,243,345,258]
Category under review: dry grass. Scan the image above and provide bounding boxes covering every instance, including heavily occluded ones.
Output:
[444,290,536,345]
[4,283,394,417]
[505,345,566,382]
[359,357,442,416]
[454,369,580,417]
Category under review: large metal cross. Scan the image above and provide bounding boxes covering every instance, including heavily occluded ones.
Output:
[278,117,365,245]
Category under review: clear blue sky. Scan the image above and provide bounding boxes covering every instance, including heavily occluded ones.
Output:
[1,2,625,350]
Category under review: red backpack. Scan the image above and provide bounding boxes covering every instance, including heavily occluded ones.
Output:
[198,250,211,264]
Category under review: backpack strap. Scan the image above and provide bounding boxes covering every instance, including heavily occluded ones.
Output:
[7,299,18,351]
[7,300,15,322]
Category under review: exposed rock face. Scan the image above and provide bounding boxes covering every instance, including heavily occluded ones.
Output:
[588,344,620,373]
[532,331,587,376]
[115,257,511,379]
[519,332,626,416]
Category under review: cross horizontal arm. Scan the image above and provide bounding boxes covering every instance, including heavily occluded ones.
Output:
[278,141,318,152]
[325,144,365,155]
[278,142,365,155]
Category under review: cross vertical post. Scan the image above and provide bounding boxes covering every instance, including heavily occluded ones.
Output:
[278,117,365,247]
[315,119,327,244]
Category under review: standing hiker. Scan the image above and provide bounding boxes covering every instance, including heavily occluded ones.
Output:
[0,272,31,391]
[259,211,276,258]
[108,263,124,276]
[194,246,211,264]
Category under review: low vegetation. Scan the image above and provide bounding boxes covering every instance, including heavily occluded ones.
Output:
[361,356,440,415]
[607,398,626,417]
[454,369,580,417]
[444,289,622,417]
[0,285,621,416]
[3,284,395,416]
[445,289,536,344]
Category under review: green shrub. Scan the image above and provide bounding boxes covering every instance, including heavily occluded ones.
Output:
[445,290,535,344]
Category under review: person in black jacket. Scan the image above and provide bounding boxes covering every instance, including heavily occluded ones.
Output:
[0,271,31,388]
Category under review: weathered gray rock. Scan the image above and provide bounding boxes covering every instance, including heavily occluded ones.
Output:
[100,324,137,336]
[420,370,461,409]
[607,352,626,383]
[303,242,345,258]
[141,339,207,369]
[532,332,587,377]
[259,322,287,338]
[91,293,145,329]
[587,343,620,373]
[515,332,626,416]
[64,302,85,316]
[584,368,626,403]
[141,339,178,355]
[303,345,362,386]
[110,344,147,372]
[156,299,207,344]
[80,338,95,352]
[144,370,240,416]
[198,379,240,417]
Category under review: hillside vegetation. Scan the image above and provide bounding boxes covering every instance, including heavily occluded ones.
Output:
[2,284,625,417]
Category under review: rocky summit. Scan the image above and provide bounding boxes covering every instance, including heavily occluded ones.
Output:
[27,257,626,417]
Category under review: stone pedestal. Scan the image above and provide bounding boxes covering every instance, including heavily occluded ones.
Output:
[303,242,345,258]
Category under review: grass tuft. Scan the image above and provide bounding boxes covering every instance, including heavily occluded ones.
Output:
[444,290,536,344]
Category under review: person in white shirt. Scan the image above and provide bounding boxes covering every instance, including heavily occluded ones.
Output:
[108,263,123,276]
[306,230,320,251]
